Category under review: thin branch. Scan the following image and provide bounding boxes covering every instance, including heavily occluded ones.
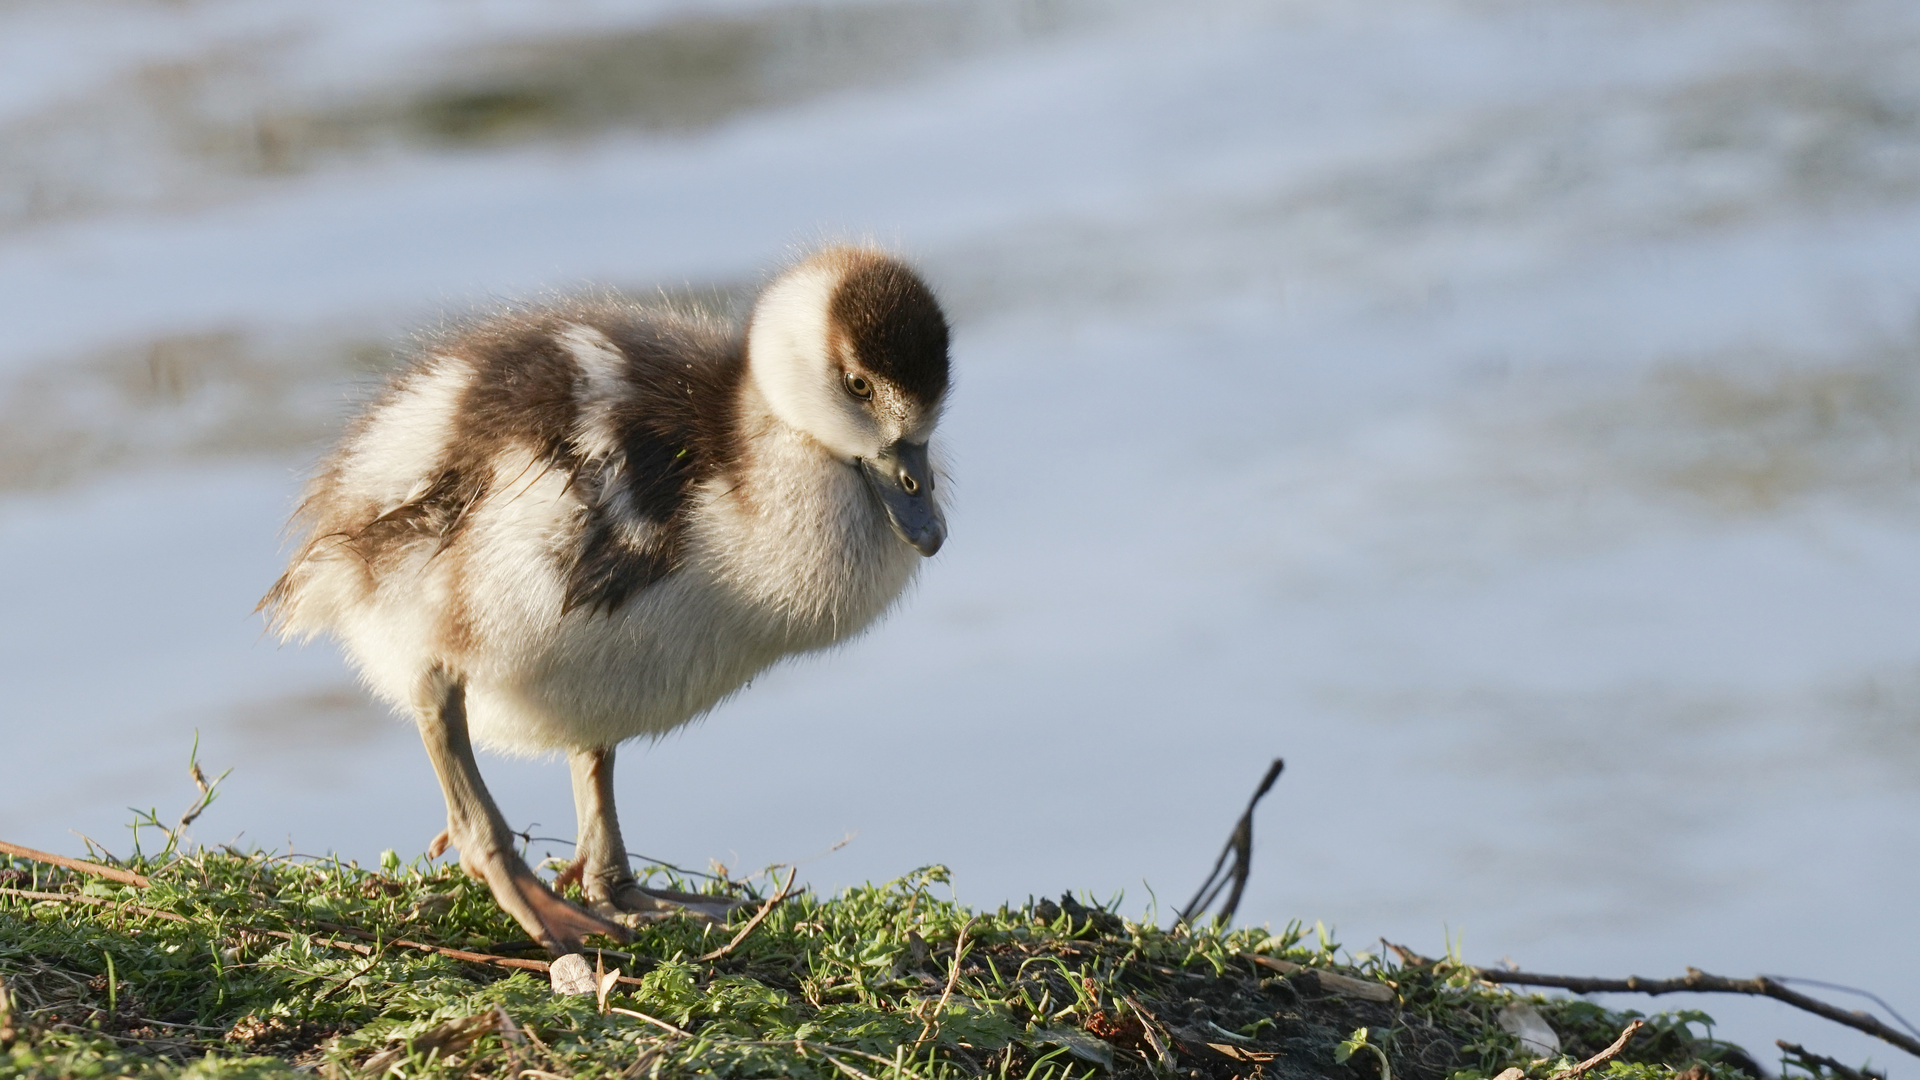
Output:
[1477,967,1920,1061]
[7,887,649,989]
[624,853,731,883]
[170,910,647,988]
[1777,1040,1886,1080]
[698,867,798,962]
[816,1048,881,1080]
[358,1010,501,1074]
[1119,993,1177,1072]
[1384,942,1435,967]
[608,1007,692,1038]
[176,768,231,833]
[912,916,977,1056]
[173,732,232,838]
[270,928,654,986]
[312,939,389,1003]
[1,973,17,1050]
[783,832,857,869]
[1766,977,1920,1042]
[617,1044,666,1080]
[0,841,150,888]
[0,888,184,923]
[1548,1020,1644,1080]
[1177,758,1283,926]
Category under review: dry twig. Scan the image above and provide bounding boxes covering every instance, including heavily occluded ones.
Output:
[1,879,661,989]
[314,941,391,1004]
[617,1042,667,1079]
[1549,1020,1644,1080]
[358,1010,500,1074]
[176,760,229,834]
[252,921,650,989]
[1384,942,1434,967]
[608,1007,692,1038]
[0,973,16,1050]
[1120,993,1177,1072]
[1,887,186,923]
[697,867,798,962]
[0,841,150,888]
[1767,978,1920,1042]
[1477,967,1920,1061]
[816,1048,881,1080]
[912,916,977,1055]
[1177,758,1283,926]
[1777,1040,1885,1080]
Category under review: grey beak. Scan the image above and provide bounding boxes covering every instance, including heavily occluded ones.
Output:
[858,441,945,556]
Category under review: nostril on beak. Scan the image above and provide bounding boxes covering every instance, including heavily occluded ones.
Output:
[899,471,919,496]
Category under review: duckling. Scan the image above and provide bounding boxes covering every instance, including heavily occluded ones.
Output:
[262,247,949,954]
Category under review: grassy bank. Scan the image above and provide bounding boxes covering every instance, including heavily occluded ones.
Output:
[1,847,1759,1080]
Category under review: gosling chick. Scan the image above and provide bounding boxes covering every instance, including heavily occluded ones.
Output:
[262,247,949,953]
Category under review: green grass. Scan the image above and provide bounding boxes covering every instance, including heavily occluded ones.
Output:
[0,846,1767,1080]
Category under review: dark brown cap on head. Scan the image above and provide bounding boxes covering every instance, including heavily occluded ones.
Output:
[828,254,950,408]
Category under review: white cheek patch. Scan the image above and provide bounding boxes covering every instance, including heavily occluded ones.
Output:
[747,263,880,460]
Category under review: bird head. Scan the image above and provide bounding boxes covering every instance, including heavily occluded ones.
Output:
[746,248,950,557]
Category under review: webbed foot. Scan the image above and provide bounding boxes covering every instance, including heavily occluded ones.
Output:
[411,669,631,957]
[466,841,633,952]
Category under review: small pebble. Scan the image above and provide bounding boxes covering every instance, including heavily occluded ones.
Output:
[549,953,596,996]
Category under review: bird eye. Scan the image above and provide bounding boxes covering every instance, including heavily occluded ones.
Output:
[844,372,873,400]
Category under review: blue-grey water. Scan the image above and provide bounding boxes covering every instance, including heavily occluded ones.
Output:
[3,0,1918,1069]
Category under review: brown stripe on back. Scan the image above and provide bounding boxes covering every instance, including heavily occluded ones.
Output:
[561,304,747,614]
[404,303,748,616]
[264,297,753,630]
[453,321,583,467]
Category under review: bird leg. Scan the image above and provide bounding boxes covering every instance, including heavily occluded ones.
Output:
[565,745,743,923]
[412,668,630,954]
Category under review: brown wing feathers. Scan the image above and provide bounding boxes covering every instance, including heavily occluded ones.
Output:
[264,303,745,624]
[563,312,745,614]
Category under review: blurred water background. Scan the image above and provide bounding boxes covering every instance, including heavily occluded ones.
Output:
[3,0,1918,1068]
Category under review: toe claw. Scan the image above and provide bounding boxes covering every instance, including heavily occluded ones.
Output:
[463,848,632,954]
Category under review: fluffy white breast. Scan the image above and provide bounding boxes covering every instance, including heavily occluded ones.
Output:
[460,428,920,754]
[694,412,920,638]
